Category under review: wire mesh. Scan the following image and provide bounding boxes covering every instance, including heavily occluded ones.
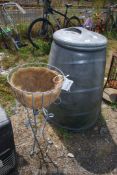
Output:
[0,150,16,175]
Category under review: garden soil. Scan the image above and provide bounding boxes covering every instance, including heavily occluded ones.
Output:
[10,102,117,175]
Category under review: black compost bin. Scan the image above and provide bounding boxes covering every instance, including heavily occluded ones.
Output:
[48,27,107,131]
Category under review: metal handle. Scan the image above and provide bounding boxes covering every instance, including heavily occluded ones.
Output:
[66,27,82,34]
[15,3,26,14]
[2,2,26,14]
[53,74,63,84]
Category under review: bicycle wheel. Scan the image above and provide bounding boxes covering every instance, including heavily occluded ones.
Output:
[66,16,81,28]
[28,18,54,49]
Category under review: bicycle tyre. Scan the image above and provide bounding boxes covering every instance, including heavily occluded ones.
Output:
[66,16,81,28]
[28,18,54,49]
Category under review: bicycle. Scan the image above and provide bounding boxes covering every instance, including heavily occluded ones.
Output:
[79,9,106,33]
[79,9,94,30]
[92,4,117,34]
[0,2,26,51]
[105,4,117,33]
[28,0,81,49]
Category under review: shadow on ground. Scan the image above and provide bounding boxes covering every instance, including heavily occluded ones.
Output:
[110,94,117,102]
[11,149,66,175]
[51,113,117,174]
[10,153,29,175]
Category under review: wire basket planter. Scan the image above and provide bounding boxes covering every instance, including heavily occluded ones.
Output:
[8,63,64,109]
[8,63,64,169]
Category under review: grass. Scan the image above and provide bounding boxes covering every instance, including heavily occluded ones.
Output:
[1,53,19,69]
[17,23,29,39]
[111,102,117,111]
[0,75,15,116]
[55,127,72,140]
[98,113,107,126]
[107,39,117,51]
[1,40,50,69]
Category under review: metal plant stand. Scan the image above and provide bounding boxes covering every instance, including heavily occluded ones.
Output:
[25,107,57,169]
[7,63,64,170]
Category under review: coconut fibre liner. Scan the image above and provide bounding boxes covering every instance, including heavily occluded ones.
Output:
[9,67,63,109]
[10,67,61,92]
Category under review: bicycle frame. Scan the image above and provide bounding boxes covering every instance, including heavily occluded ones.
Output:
[43,2,70,28]
[105,4,117,31]
[28,0,81,48]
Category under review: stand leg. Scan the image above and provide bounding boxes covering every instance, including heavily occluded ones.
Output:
[26,107,58,171]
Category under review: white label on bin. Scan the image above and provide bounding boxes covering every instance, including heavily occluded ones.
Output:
[62,77,73,91]
[0,160,3,168]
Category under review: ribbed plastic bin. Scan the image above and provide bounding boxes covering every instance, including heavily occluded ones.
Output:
[48,27,107,131]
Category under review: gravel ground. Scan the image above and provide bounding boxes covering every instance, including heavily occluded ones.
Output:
[9,101,117,175]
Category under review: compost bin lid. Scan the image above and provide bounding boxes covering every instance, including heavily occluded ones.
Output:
[53,27,107,49]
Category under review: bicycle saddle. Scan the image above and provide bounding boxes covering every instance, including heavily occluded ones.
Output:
[65,4,72,8]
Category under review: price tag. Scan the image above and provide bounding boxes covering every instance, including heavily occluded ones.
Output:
[0,160,3,168]
[62,77,73,91]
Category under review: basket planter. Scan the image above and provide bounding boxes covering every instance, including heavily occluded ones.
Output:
[8,63,64,109]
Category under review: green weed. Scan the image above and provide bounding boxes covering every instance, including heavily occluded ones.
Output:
[0,75,15,115]
[111,102,117,110]
[1,53,19,69]
[57,128,72,140]
[98,113,106,126]
[17,23,29,39]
